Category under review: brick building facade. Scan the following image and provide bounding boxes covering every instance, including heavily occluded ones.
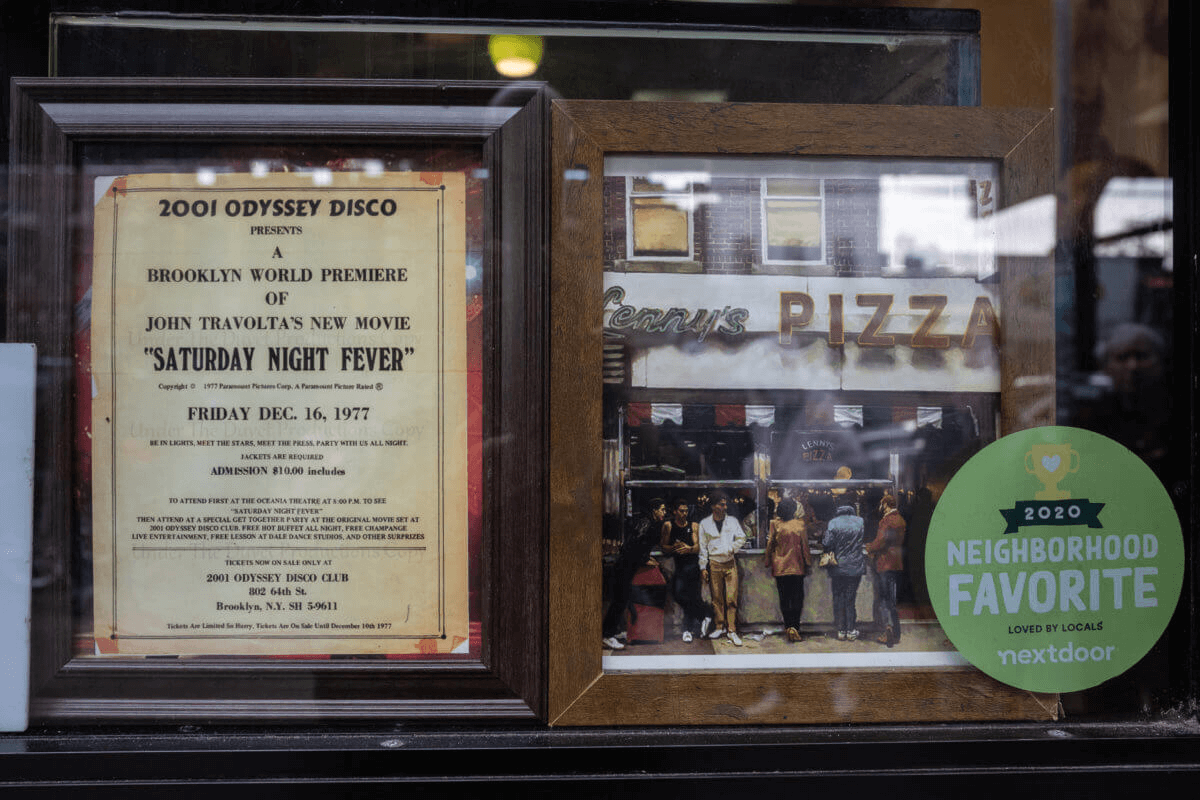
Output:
[604,176,885,277]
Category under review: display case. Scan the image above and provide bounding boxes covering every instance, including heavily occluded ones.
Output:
[1,0,1194,793]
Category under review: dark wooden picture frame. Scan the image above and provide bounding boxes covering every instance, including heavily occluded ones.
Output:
[549,100,1058,725]
[7,78,549,722]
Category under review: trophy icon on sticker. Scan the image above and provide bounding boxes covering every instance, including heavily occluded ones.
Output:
[1025,443,1080,500]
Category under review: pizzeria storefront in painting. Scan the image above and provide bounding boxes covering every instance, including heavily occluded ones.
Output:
[601,155,1003,666]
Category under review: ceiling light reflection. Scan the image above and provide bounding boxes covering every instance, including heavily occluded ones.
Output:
[488,34,543,78]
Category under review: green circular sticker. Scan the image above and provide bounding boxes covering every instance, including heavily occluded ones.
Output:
[927,426,1183,693]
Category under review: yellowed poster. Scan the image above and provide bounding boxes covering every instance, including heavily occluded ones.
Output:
[91,172,468,655]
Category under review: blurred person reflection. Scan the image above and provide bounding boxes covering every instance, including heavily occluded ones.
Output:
[1078,322,1169,473]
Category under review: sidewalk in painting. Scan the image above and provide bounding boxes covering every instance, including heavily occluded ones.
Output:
[603,552,970,669]
[603,614,968,671]
[607,618,954,658]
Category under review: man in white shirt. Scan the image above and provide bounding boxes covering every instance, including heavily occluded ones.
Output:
[698,492,747,646]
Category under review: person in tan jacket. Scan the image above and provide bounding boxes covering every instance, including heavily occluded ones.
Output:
[764,496,813,643]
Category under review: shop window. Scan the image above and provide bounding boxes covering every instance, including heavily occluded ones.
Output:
[627,176,694,259]
[624,403,755,481]
[832,403,863,427]
[761,177,825,264]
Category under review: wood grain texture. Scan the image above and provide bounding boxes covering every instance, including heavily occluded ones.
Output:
[8,85,76,699]
[556,670,1057,726]
[999,110,1057,433]
[8,79,549,722]
[484,85,551,721]
[548,99,1058,726]
[556,101,1049,159]
[548,104,606,721]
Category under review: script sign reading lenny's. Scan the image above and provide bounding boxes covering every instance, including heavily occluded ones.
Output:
[91,172,468,655]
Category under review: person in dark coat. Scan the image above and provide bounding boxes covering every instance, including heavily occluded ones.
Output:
[866,494,906,647]
[822,503,866,641]
[603,498,667,650]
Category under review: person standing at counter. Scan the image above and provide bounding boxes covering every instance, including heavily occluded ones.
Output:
[661,498,713,643]
[699,492,747,647]
[764,497,812,643]
[822,503,866,641]
[866,494,905,647]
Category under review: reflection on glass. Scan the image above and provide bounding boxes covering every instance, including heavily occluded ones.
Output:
[487,34,543,78]
[52,17,977,106]
[879,174,996,277]
[1064,174,1174,479]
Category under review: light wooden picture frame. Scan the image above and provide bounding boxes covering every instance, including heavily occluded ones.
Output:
[549,100,1057,726]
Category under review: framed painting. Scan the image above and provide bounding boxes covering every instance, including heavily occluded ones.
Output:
[549,100,1058,725]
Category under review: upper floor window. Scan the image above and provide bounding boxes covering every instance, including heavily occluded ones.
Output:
[761,177,824,264]
[627,176,693,260]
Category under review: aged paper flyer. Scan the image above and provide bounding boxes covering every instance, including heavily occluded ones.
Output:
[91,172,468,655]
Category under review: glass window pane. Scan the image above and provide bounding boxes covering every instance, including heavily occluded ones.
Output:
[766,198,822,261]
[766,178,821,197]
[632,198,690,257]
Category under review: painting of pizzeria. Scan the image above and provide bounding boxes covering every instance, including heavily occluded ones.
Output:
[600,155,1004,654]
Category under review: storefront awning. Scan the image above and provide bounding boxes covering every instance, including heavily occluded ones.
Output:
[625,402,944,429]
